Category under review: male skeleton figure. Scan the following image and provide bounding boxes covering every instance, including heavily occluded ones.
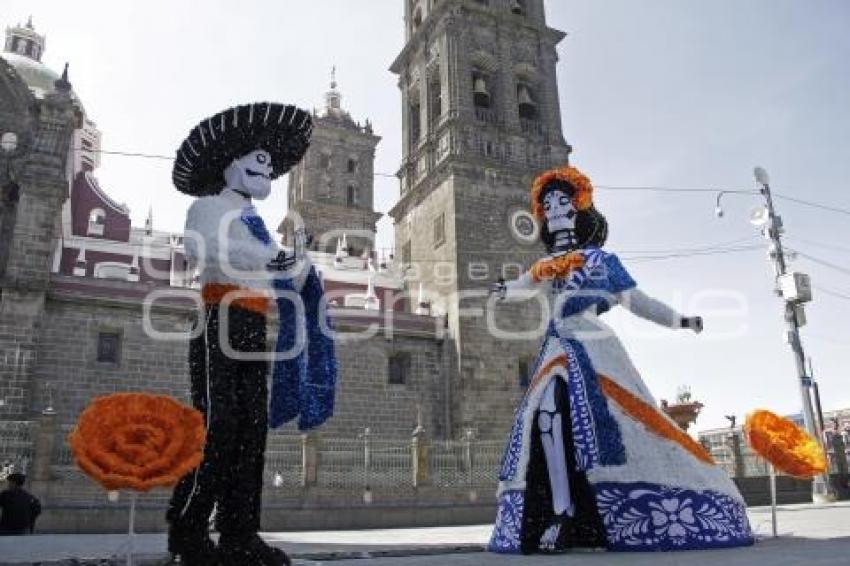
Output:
[168,103,336,566]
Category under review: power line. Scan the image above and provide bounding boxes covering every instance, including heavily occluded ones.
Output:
[596,185,754,195]
[786,237,850,255]
[788,249,850,278]
[804,333,850,346]
[774,194,850,217]
[813,285,850,302]
[73,146,850,218]
[616,236,758,255]
[623,245,763,263]
[89,149,174,161]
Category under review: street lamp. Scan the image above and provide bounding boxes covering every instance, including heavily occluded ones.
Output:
[751,167,832,501]
[718,168,833,502]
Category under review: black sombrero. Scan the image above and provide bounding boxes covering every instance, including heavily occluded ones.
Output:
[172,102,313,196]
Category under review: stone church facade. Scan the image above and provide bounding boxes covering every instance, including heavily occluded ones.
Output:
[1,0,572,446]
[390,0,572,436]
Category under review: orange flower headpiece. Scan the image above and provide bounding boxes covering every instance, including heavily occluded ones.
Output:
[531,166,594,221]
[69,393,206,492]
[744,409,827,479]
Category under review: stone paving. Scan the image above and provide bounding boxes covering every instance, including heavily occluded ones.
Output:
[1,502,849,565]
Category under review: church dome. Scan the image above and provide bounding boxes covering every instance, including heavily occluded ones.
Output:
[2,18,84,111]
[1,51,60,97]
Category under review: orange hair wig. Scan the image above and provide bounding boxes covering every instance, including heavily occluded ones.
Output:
[531,166,594,221]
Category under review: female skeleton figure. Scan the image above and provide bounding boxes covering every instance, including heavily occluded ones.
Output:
[489,166,753,554]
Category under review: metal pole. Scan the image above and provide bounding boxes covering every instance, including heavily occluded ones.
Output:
[127,492,137,566]
[362,427,372,504]
[769,464,778,538]
[809,358,826,435]
[756,169,833,502]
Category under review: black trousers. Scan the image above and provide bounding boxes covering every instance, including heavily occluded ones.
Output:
[167,305,269,538]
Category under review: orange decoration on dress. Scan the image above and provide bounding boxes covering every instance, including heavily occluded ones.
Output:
[598,374,715,465]
[526,355,568,394]
[69,393,206,492]
[744,409,827,479]
[531,166,594,221]
[530,252,586,283]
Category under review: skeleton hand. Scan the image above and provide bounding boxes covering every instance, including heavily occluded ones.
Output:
[680,316,704,334]
[267,250,296,272]
[489,278,507,301]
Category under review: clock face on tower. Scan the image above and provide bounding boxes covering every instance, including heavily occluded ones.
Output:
[509,209,539,243]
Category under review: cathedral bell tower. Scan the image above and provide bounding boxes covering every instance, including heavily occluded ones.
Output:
[281,70,382,257]
[389,0,571,438]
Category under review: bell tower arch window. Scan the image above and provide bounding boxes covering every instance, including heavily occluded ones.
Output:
[428,72,442,127]
[346,184,359,207]
[472,69,492,109]
[517,82,538,120]
[409,85,422,148]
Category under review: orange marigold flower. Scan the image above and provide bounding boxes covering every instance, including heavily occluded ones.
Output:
[69,393,206,492]
[530,252,586,282]
[744,409,827,479]
[531,166,594,221]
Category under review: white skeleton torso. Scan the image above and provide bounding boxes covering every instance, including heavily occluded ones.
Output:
[184,188,310,292]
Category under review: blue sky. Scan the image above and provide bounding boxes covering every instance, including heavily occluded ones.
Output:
[4,0,849,431]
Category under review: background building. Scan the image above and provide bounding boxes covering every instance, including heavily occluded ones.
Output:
[0,18,446,442]
[0,2,582,531]
[389,0,572,437]
[281,70,382,259]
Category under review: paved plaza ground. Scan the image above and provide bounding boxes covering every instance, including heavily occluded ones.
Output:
[1,502,849,565]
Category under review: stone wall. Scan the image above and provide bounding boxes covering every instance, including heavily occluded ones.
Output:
[26,280,448,440]
[0,57,79,420]
[31,295,192,421]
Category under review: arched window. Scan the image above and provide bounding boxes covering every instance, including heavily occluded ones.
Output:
[428,74,442,126]
[517,82,538,120]
[409,87,422,146]
[88,208,105,236]
[472,69,491,109]
[347,185,359,207]
[511,0,525,15]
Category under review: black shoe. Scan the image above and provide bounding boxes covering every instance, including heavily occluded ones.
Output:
[218,533,290,566]
[168,527,217,566]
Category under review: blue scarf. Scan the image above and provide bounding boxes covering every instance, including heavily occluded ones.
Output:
[241,211,337,430]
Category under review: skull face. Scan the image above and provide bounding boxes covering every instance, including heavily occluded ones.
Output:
[543,189,577,233]
[223,149,273,200]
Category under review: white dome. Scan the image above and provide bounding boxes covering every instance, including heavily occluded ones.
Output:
[1,51,84,111]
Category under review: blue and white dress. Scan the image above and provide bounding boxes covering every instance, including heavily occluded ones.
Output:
[489,248,753,554]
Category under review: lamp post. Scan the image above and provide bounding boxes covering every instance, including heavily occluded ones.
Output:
[718,167,834,502]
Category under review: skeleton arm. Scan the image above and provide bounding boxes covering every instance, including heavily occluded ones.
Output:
[491,271,551,302]
[616,288,702,332]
